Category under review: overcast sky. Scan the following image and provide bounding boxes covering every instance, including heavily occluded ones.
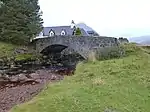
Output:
[39,0,150,38]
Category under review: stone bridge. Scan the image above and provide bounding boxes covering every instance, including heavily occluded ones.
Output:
[32,36,119,59]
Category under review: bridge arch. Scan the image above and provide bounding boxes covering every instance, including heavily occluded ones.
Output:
[40,43,87,59]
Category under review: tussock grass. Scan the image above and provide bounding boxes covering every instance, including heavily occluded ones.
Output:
[87,51,96,62]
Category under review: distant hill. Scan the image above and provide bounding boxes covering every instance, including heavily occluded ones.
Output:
[129,36,150,45]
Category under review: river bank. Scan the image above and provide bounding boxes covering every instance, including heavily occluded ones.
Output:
[0,65,75,112]
[0,69,61,112]
[0,42,80,112]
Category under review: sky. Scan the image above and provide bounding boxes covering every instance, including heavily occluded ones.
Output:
[39,0,150,38]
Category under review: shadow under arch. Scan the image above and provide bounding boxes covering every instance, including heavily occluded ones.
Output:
[40,44,68,55]
[40,44,86,59]
[40,44,85,68]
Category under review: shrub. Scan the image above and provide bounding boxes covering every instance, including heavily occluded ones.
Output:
[118,37,129,44]
[75,28,82,36]
[94,46,125,60]
[121,43,141,56]
[93,43,144,61]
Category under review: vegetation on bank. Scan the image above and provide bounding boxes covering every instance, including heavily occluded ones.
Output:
[0,42,18,59]
[15,53,39,62]
[11,44,150,112]
[0,0,43,64]
[0,42,39,64]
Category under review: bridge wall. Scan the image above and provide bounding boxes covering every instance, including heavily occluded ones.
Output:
[34,36,119,59]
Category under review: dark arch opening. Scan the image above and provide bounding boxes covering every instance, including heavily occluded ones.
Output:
[41,44,68,55]
[40,44,85,68]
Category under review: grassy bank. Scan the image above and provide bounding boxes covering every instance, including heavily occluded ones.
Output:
[0,42,38,62]
[11,44,150,112]
[0,42,18,58]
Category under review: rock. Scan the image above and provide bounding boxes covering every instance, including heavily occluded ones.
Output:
[51,75,57,80]
[14,48,28,54]
[7,71,21,76]
[42,66,46,69]
[10,74,28,82]
[22,70,27,73]
[29,73,39,79]
[3,66,9,70]
[10,74,39,84]
[18,74,28,81]
[10,75,19,82]
[21,79,38,84]
[10,65,21,69]
[35,79,42,83]
[0,76,10,84]
[10,64,15,68]
[0,70,4,75]
[0,59,4,65]
[104,108,117,112]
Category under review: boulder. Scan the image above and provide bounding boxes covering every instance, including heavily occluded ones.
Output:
[51,75,57,80]
[10,75,19,82]
[18,74,28,81]
[10,74,39,84]
[0,76,10,84]
[28,73,39,79]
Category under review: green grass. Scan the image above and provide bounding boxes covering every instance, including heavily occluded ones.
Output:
[0,41,37,62]
[0,42,18,58]
[15,53,38,62]
[11,44,150,112]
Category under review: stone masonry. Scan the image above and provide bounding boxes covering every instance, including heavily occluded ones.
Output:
[32,36,119,59]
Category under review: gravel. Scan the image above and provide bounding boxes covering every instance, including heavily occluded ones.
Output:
[0,69,64,112]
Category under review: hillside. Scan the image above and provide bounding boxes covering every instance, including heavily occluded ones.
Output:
[11,44,150,112]
[129,36,150,45]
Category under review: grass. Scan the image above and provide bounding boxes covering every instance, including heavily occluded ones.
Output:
[11,44,150,112]
[15,53,39,62]
[0,42,18,58]
[0,41,37,62]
